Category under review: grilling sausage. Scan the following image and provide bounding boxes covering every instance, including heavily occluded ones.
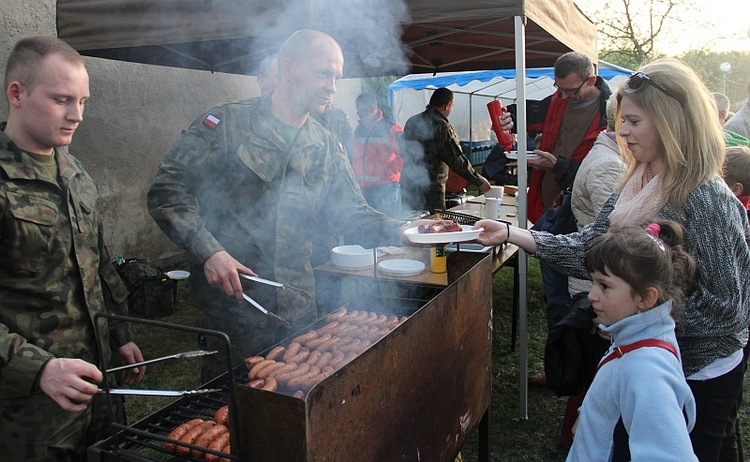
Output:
[292,330,319,345]
[305,350,322,365]
[305,333,332,349]
[257,361,286,379]
[288,365,320,390]
[268,362,298,379]
[275,362,310,384]
[248,359,276,379]
[287,347,311,364]
[317,336,341,353]
[316,321,339,336]
[315,351,333,369]
[325,307,347,322]
[261,376,278,392]
[244,356,265,368]
[265,346,286,361]
[205,432,231,462]
[191,424,228,458]
[176,420,216,456]
[329,349,346,369]
[213,405,229,426]
[248,378,265,388]
[165,418,203,453]
[282,341,302,361]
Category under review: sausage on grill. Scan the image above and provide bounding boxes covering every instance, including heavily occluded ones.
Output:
[165,418,203,453]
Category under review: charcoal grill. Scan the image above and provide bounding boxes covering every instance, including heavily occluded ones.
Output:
[89,251,493,462]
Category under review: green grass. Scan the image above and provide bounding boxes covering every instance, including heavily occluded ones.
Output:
[122,259,750,461]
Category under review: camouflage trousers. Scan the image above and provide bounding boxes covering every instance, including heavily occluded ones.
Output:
[0,379,125,462]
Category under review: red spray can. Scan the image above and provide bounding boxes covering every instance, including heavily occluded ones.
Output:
[487,100,514,151]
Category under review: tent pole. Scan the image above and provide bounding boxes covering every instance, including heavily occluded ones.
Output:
[514,14,529,422]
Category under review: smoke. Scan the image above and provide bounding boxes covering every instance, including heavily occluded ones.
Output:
[232,0,412,78]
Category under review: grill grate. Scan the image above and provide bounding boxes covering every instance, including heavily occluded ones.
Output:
[90,314,241,462]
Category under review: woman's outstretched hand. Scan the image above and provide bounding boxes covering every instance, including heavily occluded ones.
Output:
[474,219,508,246]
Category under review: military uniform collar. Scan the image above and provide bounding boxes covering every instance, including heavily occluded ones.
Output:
[250,95,328,152]
[0,126,80,186]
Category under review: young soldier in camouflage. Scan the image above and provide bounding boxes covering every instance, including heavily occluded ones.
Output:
[148,30,421,381]
[0,36,145,461]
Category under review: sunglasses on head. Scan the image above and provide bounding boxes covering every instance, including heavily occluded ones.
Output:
[627,71,685,105]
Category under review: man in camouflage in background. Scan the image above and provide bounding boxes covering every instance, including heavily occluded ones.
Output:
[148,29,414,382]
[0,36,145,461]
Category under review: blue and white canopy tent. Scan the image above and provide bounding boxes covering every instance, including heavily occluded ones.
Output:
[388,62,631,143]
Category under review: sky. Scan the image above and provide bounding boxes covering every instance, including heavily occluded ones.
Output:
[574,0,750,56]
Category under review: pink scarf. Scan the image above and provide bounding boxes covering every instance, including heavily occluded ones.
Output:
[608,162,667,228]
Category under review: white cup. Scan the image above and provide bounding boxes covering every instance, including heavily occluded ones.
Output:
[485,198,500,219]
[486,185,505,198]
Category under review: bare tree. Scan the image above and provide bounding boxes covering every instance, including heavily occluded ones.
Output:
[586,0,688,66]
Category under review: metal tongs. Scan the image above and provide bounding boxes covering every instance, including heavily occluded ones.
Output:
[105,350,218,374]
[241,292,292,329]
[97,388,223,397]
[239,273,309,296]
[238,273,297,329]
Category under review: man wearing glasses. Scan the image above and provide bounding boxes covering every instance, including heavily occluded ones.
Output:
[506,52,612,390]
[508,51,612,224]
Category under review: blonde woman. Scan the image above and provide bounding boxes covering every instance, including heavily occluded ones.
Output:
[476,59,750,461]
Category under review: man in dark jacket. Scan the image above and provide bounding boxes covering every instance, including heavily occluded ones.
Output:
[401,87,491,213]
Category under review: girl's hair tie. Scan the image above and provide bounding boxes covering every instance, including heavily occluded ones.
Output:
[645,223,665,251]
[645,223,661,237]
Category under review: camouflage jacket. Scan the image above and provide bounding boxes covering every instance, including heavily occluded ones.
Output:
[148,95,404,326]
[0,129,133,398]
[402,107,483,194]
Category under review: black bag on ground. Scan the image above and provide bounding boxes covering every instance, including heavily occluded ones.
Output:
[114,258,175,318]
[544,292,610,397]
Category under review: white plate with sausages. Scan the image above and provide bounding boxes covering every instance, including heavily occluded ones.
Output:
[378,259,425,277]
[404,225,482,245]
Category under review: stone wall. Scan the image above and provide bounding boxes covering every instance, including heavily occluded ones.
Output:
[1,0,361,262]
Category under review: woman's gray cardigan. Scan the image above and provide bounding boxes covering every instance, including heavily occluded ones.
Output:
[533,176,750,376]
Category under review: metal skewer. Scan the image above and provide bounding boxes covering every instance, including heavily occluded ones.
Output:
[97,388,223,397]
[105,350,218,374]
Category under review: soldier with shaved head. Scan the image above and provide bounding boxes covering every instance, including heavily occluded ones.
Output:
[149,30,415,381]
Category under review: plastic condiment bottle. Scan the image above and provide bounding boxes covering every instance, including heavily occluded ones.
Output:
[431,245,447,273]
[487,100,514,151]
[430,213,447,273]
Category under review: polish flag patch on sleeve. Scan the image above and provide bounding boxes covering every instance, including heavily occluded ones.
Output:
[203,114,221,128]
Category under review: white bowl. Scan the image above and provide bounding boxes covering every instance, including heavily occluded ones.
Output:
[330,245,374,270]
[485,185,505,198]
[166,270,190,280]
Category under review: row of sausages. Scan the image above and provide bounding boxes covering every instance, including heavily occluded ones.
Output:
[164,405,230,460]
[244,308,408,396]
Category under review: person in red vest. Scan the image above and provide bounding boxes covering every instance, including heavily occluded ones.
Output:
[352,93,404,215]
[508,52,612,224]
